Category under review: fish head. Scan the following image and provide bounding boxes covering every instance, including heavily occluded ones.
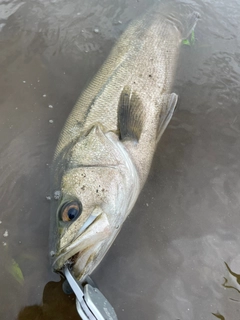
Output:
[50,128,139,280]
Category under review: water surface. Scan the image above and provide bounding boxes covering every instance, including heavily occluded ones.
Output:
[1,0,240,319]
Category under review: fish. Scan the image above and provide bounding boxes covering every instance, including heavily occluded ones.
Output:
[50,2,199,281]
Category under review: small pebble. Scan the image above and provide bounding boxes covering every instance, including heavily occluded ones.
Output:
[23,80,26,83]
[48,105,53,108]
[0,221,2,224]
[94,28,99,33]
[43,94,47,97]
[37,80,40,82]
[49,119,54,123]
[18,241,22,244]
[46,195,51,201]
[146,203,149,207]
[2,242,7,246]
[3,230,8,237]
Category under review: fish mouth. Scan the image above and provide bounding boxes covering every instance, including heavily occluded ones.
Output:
[52,211,112,280]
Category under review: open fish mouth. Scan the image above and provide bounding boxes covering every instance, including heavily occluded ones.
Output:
[68,252,79,265]
[52,211,112,278]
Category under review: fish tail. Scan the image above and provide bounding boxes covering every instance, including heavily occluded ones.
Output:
[178,11,201,40]
[152,1,200,40]
[164,10,200,40]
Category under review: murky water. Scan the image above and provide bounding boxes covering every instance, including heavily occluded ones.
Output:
[1,0,240,319]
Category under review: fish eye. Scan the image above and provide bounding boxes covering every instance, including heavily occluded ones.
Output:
[60,201,82,222]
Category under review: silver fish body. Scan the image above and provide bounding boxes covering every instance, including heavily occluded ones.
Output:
[50,3,199,280]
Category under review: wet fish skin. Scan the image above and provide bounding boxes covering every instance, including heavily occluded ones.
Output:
[50,3,199,280]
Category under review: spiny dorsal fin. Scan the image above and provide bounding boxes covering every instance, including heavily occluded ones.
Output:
[118,86,144,142]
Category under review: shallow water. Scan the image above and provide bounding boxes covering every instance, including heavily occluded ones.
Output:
[1,0,240,319]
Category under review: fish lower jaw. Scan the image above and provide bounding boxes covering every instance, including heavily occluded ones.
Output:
[52,246,93,279]
[52,237,107,279]
[53,212,112,276]
[72,244,102,280]
[55,243,102,281]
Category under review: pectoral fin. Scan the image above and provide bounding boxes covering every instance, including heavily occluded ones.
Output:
[156,93,178,143]
[118,86,144,142]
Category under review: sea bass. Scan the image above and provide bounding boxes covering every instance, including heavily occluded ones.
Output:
[50,3,199,280]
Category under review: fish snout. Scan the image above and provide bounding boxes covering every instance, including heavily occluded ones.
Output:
[52,210,112,279]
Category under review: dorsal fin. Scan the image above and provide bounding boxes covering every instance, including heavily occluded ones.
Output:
[118,86,144,142]
[156,93,178,143]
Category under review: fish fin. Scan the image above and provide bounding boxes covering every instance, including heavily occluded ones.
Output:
[118,86,144,142]
[156,93,178,143]
[165,10,200,40]
[179,11,200,40]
